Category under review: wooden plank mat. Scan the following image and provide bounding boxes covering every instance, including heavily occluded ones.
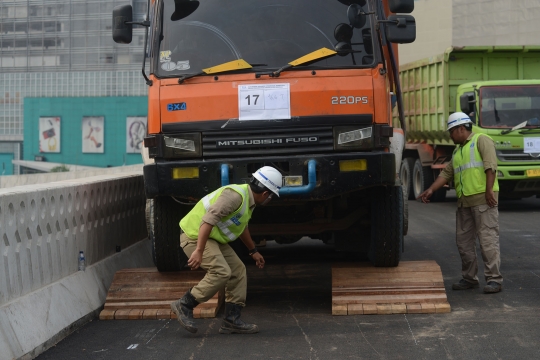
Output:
[99,268,224,320]
[332,261,450,315]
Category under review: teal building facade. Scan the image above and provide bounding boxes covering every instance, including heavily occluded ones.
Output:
[24,97,147,168]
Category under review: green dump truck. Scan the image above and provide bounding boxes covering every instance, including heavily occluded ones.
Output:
[397,46,540,201]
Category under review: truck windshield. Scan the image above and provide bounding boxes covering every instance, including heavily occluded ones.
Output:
[156,0,376,78]
[479,85,540,128]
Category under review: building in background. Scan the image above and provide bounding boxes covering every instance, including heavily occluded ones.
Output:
[0,0,149,175]
[399,0,540,65]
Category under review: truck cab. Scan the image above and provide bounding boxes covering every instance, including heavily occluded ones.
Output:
[457,80,540,198]
[113,0,416,271]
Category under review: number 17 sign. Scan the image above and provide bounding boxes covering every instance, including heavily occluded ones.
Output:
[238,83,291,121]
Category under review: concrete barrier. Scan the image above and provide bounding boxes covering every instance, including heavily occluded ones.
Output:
[0,171,153,360]
[0,164,143,189]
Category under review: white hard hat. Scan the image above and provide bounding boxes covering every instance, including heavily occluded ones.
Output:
[252,166,283,197]
[447,112,472,131]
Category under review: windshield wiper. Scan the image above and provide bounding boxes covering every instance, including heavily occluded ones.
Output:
[256,48,337,78]
[501,118,540,134]
[519,126,540,134]
[177,60,267,84]
[500,121,528,135]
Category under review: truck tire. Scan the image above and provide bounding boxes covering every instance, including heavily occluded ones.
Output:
[412,159,447,202]
[146,197,189,272]
[369,185,403,267]
[145,200,157,266]
[400,157,415,200]
[403,189,409,237]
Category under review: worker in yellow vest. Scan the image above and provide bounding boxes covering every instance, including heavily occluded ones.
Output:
[418,112,503,294]
[171,166,283,334]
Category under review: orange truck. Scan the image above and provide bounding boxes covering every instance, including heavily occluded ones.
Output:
[112,0,416,271]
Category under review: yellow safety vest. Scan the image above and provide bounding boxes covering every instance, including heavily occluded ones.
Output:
[179,184,253,244]
[453,133,499,198]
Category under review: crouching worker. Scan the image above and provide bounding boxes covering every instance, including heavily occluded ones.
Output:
[171,166,283,334]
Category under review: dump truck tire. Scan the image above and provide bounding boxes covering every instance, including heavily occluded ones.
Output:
[145,200,157,266]
[403,189,409,237]
[146,197,189,272]
[412,159,446,202]
[400,157,415,200]
[369,185,403,267]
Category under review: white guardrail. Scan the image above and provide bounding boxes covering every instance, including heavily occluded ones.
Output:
[0,170,152,360]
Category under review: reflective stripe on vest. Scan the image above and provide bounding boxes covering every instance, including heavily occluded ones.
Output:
[453,140,484,174]
[201,184,248,241]
[179,184,252,244]
[452,133,499,197]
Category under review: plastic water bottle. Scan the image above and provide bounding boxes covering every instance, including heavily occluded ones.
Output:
[78,251,86,271]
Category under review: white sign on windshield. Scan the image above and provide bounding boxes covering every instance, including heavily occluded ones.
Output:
[238,83,291,121]
[524,138,540,153]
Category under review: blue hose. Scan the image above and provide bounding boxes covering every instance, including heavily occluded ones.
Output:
[221,164,230,186]
[279,160,317,196]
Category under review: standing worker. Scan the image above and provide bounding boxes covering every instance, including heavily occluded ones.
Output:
[418,112,503,294]
[171,166,283,334]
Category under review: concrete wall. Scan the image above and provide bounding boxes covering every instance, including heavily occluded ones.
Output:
[0,171,152,360]
[23,97,148,168]
[398,0,453,65]
[0,164,142,189]
[453,0,540,47]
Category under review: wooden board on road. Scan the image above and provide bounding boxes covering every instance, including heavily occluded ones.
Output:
[99,268,224,320]
[332,261,450,315]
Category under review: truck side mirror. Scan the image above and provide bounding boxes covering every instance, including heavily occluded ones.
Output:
[112,4,133,44]
[385,15,416,44]
[389,0,414,14]
[460,93,475,114]
[347,4,367,29]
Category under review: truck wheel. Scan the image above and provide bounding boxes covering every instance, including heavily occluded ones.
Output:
[403,189,409,237]
[147,197,189,272]
[400,157,415,200]
[145,200,157,266]
[412,159,433,199]
[412,159,447,202]
[369,185,403,267]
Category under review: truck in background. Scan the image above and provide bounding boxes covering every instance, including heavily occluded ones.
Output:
[397,46,540,201]
[112,0,417,271]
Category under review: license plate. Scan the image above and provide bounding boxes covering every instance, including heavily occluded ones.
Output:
[526,169,540,177]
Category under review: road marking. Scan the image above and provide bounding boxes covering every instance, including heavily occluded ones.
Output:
[291,310,319,360]
[353,317,381,356]
[146,320,170,345]
[404,314,418,345]
[127,344,138,350]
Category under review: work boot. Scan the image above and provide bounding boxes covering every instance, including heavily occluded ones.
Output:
[452,279,479,290]
[483,281,502,294]
[219,303,259,334]
[171,289,199,333]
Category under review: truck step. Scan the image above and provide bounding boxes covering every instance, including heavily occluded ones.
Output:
[99,268,224,320]
[332,261,450,315]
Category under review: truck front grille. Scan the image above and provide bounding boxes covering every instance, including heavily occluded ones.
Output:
[497,150,540,162]
[202,127,334,157]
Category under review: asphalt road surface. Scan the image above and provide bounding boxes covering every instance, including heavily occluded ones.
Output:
[37,193,540,360]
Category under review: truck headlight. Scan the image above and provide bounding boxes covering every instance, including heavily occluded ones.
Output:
[333,126,373,150]
[163,133,202,158]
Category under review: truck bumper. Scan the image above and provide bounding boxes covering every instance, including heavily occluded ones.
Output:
[497,164,540,194]
[143,152,396,201]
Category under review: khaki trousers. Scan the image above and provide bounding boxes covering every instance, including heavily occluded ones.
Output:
[456,205,503,284]
[180,233,247,306]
